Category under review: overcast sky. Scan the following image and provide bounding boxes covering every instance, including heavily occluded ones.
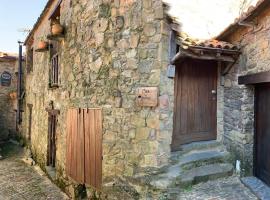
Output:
[164,0,259,39]
[0,0,259,53]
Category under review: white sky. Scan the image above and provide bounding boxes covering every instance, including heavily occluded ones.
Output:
[163,0,259,39]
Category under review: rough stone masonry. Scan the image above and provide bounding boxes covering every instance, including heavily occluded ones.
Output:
[220,3,270,176]
[0,52,18,141]
[23,0,174,197]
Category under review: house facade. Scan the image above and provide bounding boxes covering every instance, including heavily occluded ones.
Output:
[22,0,270,199]
[23,0,175,198]
[0,52,18,141]
[217,0,270,185]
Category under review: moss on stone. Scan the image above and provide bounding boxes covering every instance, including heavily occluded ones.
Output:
[99,4,111,18]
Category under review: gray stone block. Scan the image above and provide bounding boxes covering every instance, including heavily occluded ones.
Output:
[241,176,270,200]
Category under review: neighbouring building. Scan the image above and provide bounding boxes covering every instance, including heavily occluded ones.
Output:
[21,0,270,199]
[0,52,18,141]
[217,0,270,185]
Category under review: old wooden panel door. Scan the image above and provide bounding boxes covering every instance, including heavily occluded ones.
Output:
[172,59,217,151]
[255,83,270,186]
[66,108,102,189]
[47,111,58,167]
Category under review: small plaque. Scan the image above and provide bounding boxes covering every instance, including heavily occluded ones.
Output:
[167,64,175,78]
[1,71,12,86]
[136,87,158,107]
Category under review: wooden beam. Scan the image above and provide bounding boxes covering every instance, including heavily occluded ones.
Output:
[189,45,241,54]
[238,71,270,85]
[171,49,235,64]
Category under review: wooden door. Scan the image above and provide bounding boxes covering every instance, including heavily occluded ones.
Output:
[255,83,270,186]
[172,59,217,151]
[48,114,57,167]
[27,104,33,141]
[66,108,102,189]
[46,109,59,167]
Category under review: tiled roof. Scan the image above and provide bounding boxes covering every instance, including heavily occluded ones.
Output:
[178,33,239,51]
[0,52,18,62]
[217,0,270,39]
[171,32,241,65]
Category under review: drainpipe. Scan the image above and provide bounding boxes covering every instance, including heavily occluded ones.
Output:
[16,41,23,127]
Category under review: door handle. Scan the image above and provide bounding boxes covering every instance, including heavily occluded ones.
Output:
[211,90,217,94]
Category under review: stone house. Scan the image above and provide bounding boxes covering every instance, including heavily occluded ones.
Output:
[0,52,18,141]
[217,0,270,186]
[21,0,269,199]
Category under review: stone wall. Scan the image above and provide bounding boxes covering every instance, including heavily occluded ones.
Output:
[222,7,270,175]
[0,56,17,141]
[23,0,173,197]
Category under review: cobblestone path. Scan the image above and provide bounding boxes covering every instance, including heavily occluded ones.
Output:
[0,145,68,200]
[0,143,259,200]
[176,176,258,200]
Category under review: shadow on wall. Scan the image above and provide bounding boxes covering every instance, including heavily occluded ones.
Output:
[0,106,16,141]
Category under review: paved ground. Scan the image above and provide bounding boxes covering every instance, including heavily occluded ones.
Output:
[0,142,69,200]
[176,176,258,200]
[0,142,259,200]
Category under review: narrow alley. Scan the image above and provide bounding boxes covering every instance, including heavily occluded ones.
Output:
[0,142,68,200]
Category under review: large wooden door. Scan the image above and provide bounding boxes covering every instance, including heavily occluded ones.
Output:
[172,59,217,151]
[255,83,270,186]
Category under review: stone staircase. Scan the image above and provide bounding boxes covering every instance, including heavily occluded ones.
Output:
[148,141,234,196]
[115,141,235,199]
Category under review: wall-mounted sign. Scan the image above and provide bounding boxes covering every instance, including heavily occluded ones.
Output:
[1,71,12,86]
[167,64,175,78]
[136,87,158,107]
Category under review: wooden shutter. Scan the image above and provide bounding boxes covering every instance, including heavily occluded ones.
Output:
[66,108,102,189]
[66,109,84,183]
[84,109,102,189]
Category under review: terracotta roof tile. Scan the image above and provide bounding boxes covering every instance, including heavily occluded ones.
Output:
[0,52,18,62]
[197,40,239,50]
[178,34,239,51]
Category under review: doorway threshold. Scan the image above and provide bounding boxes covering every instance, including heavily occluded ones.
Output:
[241,176,270,200]
[180,140,221,152]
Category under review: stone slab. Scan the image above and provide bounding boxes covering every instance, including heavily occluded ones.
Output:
[180,163,233,186]
[180,149,229,167]
[176,176,257,200]
[241,176,270,200]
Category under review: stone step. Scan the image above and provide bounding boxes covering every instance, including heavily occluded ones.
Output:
[170,140,223,162]
[149,163,183,189]
[176,163,233,188]
[179,149,231,170]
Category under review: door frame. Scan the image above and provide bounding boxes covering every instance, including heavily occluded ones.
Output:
[254,84,258,177]
[46,108,60,167]
[253,83,270,184]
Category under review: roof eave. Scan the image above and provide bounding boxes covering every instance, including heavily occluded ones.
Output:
[24,0,55,46]
[217,0,270,40]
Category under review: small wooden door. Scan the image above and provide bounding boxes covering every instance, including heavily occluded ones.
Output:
[27,104,33,141]
[255,83,270,186]
[172,59,217,151]
[47,112,58,167]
